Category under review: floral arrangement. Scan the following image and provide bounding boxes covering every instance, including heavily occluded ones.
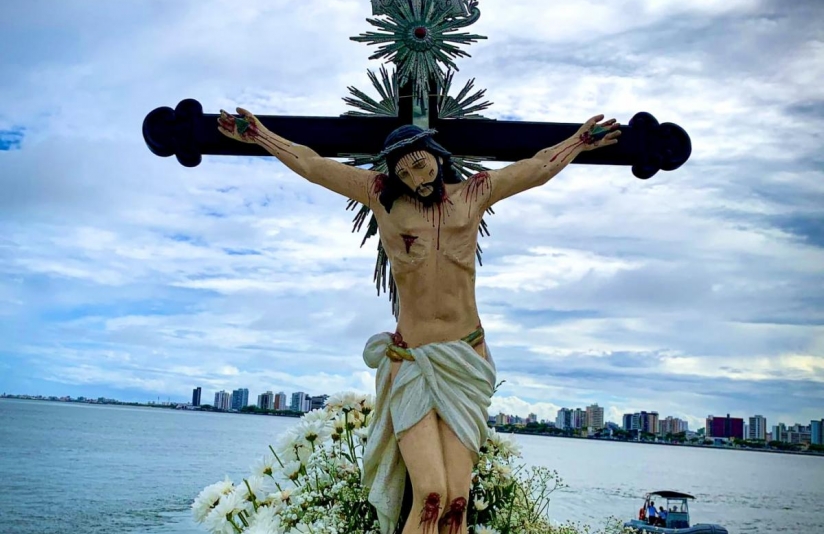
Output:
[192,392,627,534]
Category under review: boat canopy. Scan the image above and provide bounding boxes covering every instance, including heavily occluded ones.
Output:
[648,491,695,500]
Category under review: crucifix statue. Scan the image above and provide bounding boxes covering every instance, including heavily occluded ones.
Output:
[143,2,690,533]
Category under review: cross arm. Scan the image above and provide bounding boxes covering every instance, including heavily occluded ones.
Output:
[432,112,691,179]
[142,99,405,167]
[143,100,691,179]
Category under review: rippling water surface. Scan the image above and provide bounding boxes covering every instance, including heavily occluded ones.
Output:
[1,399,822,534]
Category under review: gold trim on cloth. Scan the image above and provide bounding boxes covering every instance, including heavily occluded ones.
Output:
[385,327,485,362]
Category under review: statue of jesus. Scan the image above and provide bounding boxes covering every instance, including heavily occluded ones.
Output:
[218,108,620,534]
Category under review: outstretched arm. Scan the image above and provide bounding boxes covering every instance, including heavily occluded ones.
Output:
[218,108,377,206]
[482,114,621,207]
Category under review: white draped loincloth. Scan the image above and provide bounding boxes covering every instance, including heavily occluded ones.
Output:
[361,332,497,534]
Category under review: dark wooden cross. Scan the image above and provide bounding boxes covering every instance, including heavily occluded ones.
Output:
[143,80,691,180]
[143,0,690,176]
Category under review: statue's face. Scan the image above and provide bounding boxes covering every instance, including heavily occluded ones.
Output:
[394,150,440,198]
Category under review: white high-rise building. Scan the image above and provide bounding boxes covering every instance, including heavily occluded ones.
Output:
[556,408,573,430]
[748,415,767,441]
[586,404,605,430]
[214,390,231,411]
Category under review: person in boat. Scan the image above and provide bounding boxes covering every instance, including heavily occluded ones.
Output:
[647,501,658,525]
[659,506,668,526]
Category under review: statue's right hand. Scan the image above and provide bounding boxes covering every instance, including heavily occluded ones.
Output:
[217,107,264,144]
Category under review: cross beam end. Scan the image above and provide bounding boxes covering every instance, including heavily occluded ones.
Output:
[143,99,205,167]
[626,112,692,179]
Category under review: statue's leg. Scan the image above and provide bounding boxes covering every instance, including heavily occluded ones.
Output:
[398,410,447,534]
[437,418,474,534]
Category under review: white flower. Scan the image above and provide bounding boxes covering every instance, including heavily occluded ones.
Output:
[487,429,522,458]
[351,410,367,429]
[192,476,234,523]
[361,395,375,414]
[473,497,488,511]
[298,419,332,444]
[236,476,267,507]
[244,521,278,534]
[246,505,282,533]
[302,408,333,424]
[475,526,499,534]
[282,460,302,481]
[325,392,363,413]
[252,454,278,478]
[494,464,512,479]
[332,415,346,434]
[279,426,309,450]
[275,441,311,466]
[204,489,245,534]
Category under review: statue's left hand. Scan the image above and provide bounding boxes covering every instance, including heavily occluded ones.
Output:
[217,107,265,144]
[576,114,621,150]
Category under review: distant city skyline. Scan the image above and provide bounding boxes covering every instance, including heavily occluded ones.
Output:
[5,385,822,451]
[3,386,824,439]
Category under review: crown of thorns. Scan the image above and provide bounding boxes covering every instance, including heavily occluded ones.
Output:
[379,126,439,160]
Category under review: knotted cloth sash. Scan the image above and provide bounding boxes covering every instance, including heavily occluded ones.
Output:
[361,330,497,534]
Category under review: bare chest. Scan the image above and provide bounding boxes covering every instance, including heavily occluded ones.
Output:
[376,191,483,275]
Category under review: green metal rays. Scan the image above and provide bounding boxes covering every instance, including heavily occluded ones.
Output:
[352,0,485,103]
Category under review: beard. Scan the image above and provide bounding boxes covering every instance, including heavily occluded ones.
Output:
[408,163,446,207]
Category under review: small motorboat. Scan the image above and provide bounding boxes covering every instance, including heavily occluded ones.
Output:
[624,491,728,534]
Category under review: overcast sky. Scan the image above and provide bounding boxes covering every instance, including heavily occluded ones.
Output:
[1,0,822,431]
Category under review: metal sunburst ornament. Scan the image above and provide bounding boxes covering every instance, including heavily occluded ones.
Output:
[352,0,485,102]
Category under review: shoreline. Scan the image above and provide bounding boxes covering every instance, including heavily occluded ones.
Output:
[0,396,304,419]
[495,427,824,458]
[5,397,820,458]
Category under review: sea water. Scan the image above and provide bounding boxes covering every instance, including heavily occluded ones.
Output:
[1,399,821,534]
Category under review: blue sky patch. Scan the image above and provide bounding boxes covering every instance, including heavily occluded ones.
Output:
[0,128,24,150]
